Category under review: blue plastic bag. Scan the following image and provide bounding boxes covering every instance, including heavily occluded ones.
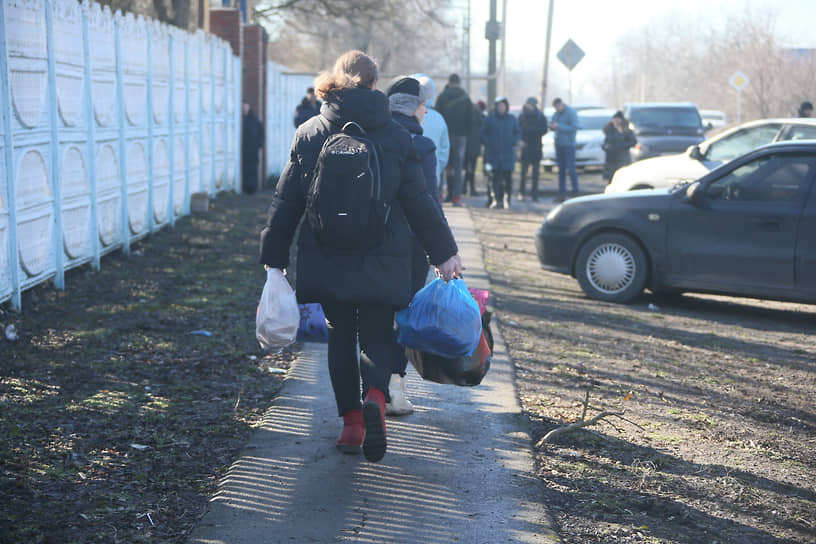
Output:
[396,278,482,358]
[297,303,328,342]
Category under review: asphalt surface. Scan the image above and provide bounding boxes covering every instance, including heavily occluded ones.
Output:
[188,205,561,544]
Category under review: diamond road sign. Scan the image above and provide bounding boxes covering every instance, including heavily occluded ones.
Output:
[557,39,585,71]
[729,71,750,91]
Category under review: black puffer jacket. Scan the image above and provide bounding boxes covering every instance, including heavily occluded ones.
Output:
[259,87,458,308]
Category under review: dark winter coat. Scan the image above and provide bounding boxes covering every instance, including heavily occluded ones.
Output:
[465,105,484,161]
[602,122,637,180]
[242,110,264,166]
[259,87,457,308]
[392,112,441,296]
[435,85,473,137]
[294,97,321,128]
[392,112,440,204]
[480,103,521,172]
[518,107,548,162]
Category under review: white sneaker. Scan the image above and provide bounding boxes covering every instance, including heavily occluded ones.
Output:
[385,374,414,415]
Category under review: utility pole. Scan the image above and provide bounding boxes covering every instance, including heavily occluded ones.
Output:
[499,0,508,97]
[486,0,499,105]
[465,0,471,96]
[539,0,554,108]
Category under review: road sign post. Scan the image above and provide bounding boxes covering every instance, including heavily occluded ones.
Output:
[556,39,584,104]
[729,71,750,124]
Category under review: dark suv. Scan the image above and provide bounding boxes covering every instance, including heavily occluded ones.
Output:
[624,102,706,162]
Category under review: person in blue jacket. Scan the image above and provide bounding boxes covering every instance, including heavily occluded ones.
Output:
[412,74,450,196]
[550,97,579,196]
[480,97,520,209]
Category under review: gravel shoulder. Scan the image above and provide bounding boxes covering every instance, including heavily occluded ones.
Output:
[467,172,816,544]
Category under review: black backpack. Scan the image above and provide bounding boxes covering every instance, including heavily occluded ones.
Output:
[305,120,391,251]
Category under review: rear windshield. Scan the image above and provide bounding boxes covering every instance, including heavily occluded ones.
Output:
[629,107,702,129]
[578,114,609,130]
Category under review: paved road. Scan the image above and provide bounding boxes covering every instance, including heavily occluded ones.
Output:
[189,206,561,544]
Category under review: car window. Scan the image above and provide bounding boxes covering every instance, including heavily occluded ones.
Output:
[629,108,701,129]
[705,125,781,162]
[707,153,814,203]
[783,125,816,141]
[577,114,609,130]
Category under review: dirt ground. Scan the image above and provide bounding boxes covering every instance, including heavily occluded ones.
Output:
[468,171,816,544]
[0,191,297,544]
[2,173,815,544]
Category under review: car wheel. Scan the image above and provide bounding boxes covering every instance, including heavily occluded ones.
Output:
[575,233,648,303]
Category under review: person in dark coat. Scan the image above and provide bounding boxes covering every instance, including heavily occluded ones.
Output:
[385,76,443,416]
[294,87,321,128]
[241,103,264,194]
[602,110,637,181]
[481,97,521,209]
[464,100,486,196]
[518,97,548,201]
[259,52,463,463]
[435,74,472,206]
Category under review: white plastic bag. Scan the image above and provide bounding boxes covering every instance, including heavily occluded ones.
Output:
[256,269,299,350]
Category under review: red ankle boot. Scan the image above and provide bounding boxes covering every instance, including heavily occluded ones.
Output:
[336,409,364,454]
[362,388,387,462]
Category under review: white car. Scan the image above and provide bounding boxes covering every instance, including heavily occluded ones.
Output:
[700,109,727,130]
[542,108,617,170]
[605,118,816,193]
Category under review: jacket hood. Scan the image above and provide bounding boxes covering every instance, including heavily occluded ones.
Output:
[392,112,423,135]
[411,73,436,107]
[320,87,391,131]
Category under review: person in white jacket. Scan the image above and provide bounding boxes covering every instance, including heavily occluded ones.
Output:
[413,74,449,195]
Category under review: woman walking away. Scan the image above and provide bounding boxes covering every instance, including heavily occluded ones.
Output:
[259,52,463,463]
[602,111,637,182]
[481,96,520,209]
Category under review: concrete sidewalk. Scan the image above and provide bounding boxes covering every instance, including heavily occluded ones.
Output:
[189,207,560,544]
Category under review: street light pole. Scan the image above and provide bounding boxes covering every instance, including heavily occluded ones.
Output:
[539,0,554,108]
[486,0,498,105]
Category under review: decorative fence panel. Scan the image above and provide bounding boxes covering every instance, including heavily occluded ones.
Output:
[265,64,315,180]
[0,0,241,309]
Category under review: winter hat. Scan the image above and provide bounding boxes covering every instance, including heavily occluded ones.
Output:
[526,97,537,106]
[412,73,436,107]
[387,76,423,117]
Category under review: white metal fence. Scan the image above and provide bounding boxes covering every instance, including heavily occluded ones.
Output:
[0,0,241,309]
[265,65,315,180]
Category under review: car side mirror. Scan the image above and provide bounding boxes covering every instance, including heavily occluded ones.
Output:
[684,181,704,206]
[689,145,704,161]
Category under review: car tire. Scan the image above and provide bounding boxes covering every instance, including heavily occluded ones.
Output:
[575,233,648,303]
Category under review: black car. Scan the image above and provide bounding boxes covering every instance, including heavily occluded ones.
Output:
[624,102,706,162]
[535,141,816,303]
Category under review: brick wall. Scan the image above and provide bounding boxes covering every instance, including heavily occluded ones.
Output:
[209,8,242,57]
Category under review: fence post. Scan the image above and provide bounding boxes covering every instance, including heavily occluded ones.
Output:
[45,0,65,289]
[114,13,129,255]
[146,22,155,234]
[209,38,216,195]
[81,0,100,271]
[0,0,21,310]
[183,33,190,213]
[167,29,175,226]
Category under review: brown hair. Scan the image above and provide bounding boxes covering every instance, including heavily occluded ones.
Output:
[314,51,378,100]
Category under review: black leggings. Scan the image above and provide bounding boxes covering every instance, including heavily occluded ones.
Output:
[322,302,394,415]
[520,159,540,197]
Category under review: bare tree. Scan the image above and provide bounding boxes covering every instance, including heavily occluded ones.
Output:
[256,0,463,77]
[598,6,809,122]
